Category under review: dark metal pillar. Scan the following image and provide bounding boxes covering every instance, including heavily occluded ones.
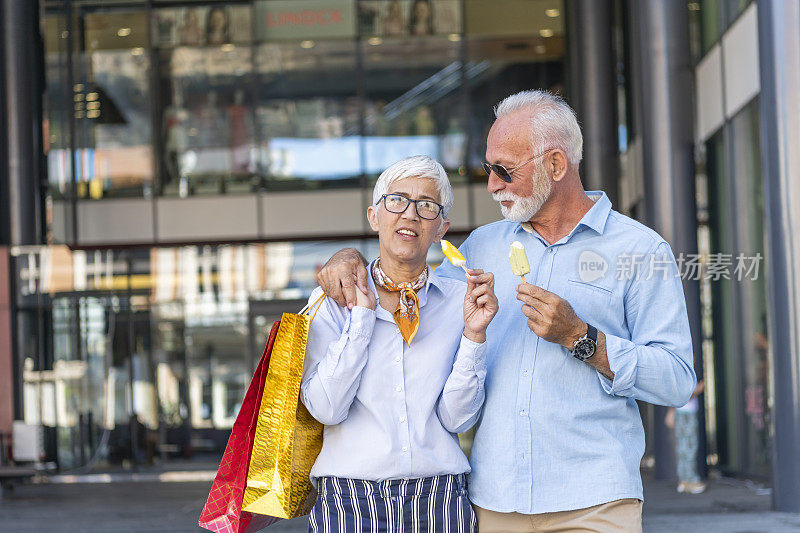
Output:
[756,0,800,513]
[565,0,619,205]
[3,0,45,422]
[3,0,42,247]
[631,0,703,481]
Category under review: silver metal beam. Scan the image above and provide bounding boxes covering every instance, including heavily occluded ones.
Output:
[632,0,703,481]
[756,0,800,513]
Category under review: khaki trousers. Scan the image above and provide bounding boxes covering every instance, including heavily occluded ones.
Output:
[475,499,642,533]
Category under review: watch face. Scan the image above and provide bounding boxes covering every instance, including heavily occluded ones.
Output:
[574,339,596,361]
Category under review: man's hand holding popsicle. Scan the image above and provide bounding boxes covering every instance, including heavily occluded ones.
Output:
[510,240,589,352]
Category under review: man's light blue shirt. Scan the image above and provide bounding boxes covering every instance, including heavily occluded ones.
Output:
[435,191,696,514]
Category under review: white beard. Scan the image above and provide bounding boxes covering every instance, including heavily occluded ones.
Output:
[492,165,552,223]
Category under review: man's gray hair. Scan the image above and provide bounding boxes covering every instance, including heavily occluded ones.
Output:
[372,155,454,218]
[494,90,583,165]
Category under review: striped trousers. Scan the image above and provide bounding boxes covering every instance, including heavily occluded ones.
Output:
[308,474,476,533]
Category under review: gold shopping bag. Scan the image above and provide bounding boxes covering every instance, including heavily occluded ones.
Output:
[242,294,326,519]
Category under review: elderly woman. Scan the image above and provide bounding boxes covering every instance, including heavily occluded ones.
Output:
[301,155,498,533]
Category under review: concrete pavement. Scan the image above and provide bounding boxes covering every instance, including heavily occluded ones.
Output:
[1,473,799,532]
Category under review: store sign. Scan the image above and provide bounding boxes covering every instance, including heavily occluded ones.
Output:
[255,0,356,40]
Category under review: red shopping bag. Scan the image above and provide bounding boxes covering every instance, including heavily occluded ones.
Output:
[199,321,284,533]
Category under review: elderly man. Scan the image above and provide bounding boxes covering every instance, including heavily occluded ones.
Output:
[316,90,696,532]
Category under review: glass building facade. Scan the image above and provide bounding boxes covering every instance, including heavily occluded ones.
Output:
[3,0,799,510]
[23,0,567,468]
[690,1,771,479]
[43,0,565,202]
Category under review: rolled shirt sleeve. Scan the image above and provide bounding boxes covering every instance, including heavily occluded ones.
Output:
[597,241,697,406]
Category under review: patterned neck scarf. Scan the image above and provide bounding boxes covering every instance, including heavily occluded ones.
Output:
[371,258,428,346]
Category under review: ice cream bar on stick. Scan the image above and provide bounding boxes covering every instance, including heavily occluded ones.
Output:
[441,239,468,272]
[509,241,530,282]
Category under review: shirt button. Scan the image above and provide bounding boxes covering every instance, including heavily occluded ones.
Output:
[395,356,401,362]
[519,409,527,416]
[522,370,528,376]
[399,417,406,423]
[395,386,402,392]
[548,248,553,253]
[402,446,408,452]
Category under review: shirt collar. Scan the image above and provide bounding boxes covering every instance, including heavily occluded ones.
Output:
[366,258,440,312]
[517,190,612,237]
[576,191,612,235]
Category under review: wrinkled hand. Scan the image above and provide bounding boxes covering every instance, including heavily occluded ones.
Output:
[516,282,586,349]
[316,248,369,309]
[463,269,498,343]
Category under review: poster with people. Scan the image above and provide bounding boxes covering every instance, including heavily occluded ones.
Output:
[152,6,251,47]
[358,0,461,38]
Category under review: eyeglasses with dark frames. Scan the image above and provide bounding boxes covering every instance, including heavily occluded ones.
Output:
[377,193,444,220]
[481,148,555,183]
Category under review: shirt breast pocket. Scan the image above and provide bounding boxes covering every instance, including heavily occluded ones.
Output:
[563,279,615,324]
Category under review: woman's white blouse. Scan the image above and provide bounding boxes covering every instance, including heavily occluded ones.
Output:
[300,265,486,482]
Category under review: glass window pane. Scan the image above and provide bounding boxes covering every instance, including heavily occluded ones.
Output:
[255,37,360,189]
[363,36,464,181]
[728,100,769,476]
[44,10,72,201]
[705,130,737,472]
[706,100,769,477]
[76,9,153,199]
[252,0,360,191]
[155,5,255,197]
[723,0,751,27]
[153,4,251,48]
[465,0,565,181]
[699,0,721,55]
[361,1,465,185]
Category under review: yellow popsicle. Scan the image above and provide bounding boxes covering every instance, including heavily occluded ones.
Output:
[441,239,468,272]
[509,241,530,281]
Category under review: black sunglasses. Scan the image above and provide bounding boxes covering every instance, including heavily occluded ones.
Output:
[482,149,554,183]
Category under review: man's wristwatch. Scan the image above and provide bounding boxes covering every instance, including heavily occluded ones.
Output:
[571,323,598,361]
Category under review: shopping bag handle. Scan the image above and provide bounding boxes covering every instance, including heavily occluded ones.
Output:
[298,292,327,322]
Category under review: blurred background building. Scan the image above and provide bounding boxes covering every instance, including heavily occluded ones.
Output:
[1,0,798,513]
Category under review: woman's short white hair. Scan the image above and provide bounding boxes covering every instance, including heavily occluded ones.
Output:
[494,90,583,165]
[372,155,454,218]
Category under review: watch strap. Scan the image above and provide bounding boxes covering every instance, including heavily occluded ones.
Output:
[586,323,597,342]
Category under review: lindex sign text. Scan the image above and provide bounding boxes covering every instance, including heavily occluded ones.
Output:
[255,0,356,40]
[266,9,345,27]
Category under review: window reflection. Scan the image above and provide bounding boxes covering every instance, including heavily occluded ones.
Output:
[36,0,567,470]
[45,0,566,198]
[256,37,361,189]
[704,100,770,477]
[15,239,384,465]
[361,1,464,183]
[464,0,565,181]
[154,6,254,196]
[159,45,255,196]
[70,9,153,199]
[44,11,72,200]
[363,35,465,183]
